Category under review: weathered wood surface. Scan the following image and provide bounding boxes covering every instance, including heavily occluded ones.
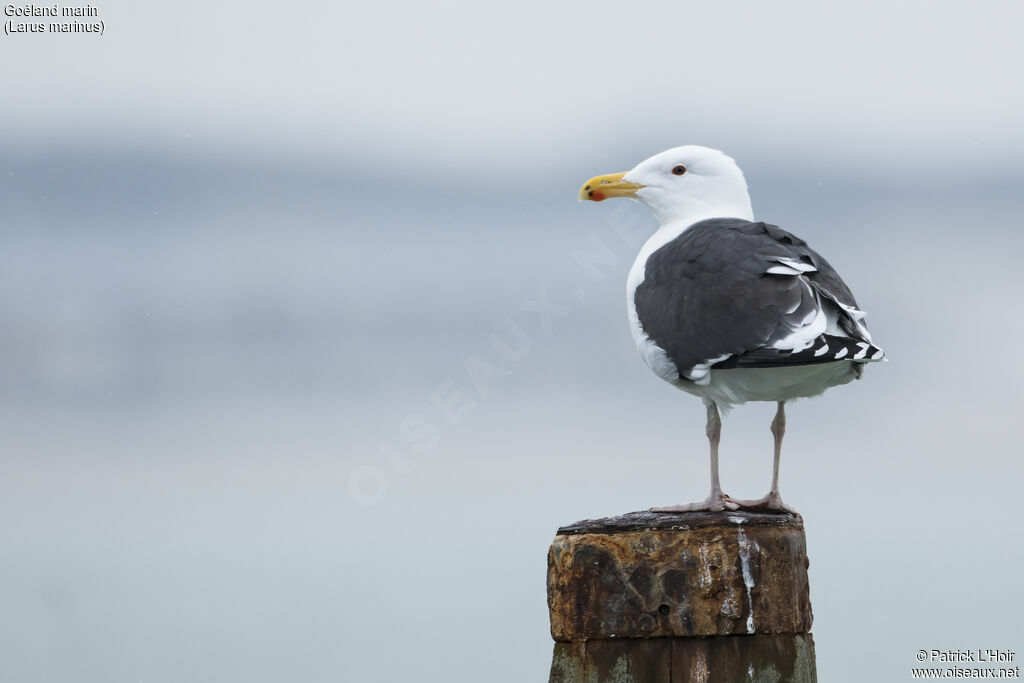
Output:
[548,510,811,641]
[555,509,801,535]
[549,634,817,683]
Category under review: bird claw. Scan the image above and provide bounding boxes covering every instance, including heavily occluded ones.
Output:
[726,492,800,515]
[652,492,798,515]
[651,491,739,513]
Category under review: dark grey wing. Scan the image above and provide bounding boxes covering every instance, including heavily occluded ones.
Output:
[634,219,879,382]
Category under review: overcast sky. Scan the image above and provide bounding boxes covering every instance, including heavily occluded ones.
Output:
[4,0,1023,173]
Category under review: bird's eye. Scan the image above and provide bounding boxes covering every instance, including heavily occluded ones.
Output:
[672,165,687,176]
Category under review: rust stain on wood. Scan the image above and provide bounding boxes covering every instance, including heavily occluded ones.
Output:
[547,510,812,641]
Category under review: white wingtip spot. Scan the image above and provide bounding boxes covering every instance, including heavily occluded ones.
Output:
[834,347,849,359]
[813,344,829,357]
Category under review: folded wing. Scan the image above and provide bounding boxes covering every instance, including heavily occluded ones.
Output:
[634,219,884,384]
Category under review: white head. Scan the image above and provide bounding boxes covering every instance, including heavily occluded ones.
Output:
[579,145,754,228]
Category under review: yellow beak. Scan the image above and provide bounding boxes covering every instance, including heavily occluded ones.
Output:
[578,172,645,202]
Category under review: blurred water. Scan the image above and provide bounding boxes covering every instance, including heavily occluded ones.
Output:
[1,149,1022,682]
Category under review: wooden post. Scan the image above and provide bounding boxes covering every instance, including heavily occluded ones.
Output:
[547,510,817,682]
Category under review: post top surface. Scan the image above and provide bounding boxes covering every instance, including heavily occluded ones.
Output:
[556,509,803,536]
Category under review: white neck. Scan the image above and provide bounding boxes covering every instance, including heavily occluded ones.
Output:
[639,192,754,229]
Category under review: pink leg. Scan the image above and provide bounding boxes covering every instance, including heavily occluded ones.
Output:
[729,401,799,514]
[652,402,739,512]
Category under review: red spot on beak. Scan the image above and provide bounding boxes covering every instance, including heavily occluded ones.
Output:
[590,191,606,201]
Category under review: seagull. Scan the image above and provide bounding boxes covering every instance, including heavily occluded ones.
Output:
[579,146,884,513]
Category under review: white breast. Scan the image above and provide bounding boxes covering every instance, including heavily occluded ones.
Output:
[626,225,689,384]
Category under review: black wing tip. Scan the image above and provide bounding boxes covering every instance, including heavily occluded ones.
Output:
[710,335,884,370]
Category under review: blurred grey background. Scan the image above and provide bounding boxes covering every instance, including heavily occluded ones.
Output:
[2,2,1022,681]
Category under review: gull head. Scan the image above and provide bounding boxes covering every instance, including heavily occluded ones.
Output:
[579,145,754,228]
